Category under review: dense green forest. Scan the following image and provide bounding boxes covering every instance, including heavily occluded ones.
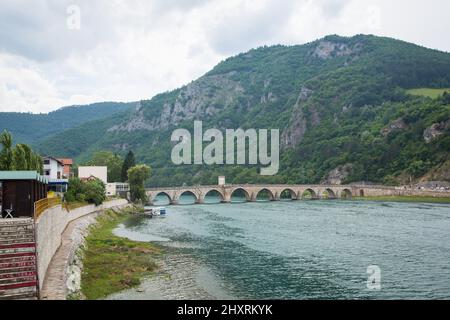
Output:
[0,102,134,145]
[22,35,450,186]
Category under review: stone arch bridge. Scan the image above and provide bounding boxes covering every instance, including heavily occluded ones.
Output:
[145,184,422,205]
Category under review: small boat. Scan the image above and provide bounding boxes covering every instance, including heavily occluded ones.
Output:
[144,206,167,216]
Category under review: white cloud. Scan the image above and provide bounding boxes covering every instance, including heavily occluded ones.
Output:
[0,0,449,113]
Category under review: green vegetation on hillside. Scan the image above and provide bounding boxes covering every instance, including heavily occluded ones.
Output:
[407,88,450,99]
[34,35,450,186]
[0,102,133,145]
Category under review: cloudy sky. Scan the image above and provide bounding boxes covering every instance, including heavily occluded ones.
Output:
[0,0,449,113]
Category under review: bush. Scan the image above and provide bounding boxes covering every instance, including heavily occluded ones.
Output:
[65,177,106,206]
[83,179,106,206]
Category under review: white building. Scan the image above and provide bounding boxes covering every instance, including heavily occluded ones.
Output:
[43,157,68,192]
[106,182,130,197]
[78,166,129,197]
[78,166,108,184]
[43,157,63,180]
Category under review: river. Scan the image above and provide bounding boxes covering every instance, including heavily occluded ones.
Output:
[108,197,450,300]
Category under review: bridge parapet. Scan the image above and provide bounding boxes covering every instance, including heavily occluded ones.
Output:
[145,184,450,205]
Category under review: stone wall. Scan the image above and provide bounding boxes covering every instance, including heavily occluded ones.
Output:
[361,187,450,198]
[35,199,128,289]
[147,184,450,203]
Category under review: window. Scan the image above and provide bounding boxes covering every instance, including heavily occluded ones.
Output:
[43,159,50,165]
[44,170,50,176]
[57,172,61,179]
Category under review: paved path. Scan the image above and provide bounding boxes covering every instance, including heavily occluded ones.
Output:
[40,213,98,300]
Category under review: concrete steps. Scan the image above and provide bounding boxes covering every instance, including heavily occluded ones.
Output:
[0,219,39,300]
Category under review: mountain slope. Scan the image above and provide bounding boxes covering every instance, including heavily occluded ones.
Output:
[0,102,134,145]
[37,35,450,186]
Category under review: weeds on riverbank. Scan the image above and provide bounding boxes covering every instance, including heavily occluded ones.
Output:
[80,207,161,300]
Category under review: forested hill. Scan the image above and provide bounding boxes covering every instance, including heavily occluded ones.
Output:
[0,102,134,145]
[37,35,450,186]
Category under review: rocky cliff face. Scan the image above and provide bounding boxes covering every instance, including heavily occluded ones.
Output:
[312,40,362,60]
[423,119,450,143]
[109,72,245,133]
[322,164,354,185]
[281,86,314,148]
[381,118,409,136]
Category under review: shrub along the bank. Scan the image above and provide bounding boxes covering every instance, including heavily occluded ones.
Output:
[65,177,106,206]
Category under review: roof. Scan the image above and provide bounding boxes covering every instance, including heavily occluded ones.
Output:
[0,171,48,183]
[57,158,73,165]
[43,156,64,165]
[80,175,98,180]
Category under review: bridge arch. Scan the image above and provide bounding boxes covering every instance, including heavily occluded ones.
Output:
[229,188,251,202]
[321,188,337,199]
[255,188,276,201]
[176,190,199,205]
[151,191,172,205]
[279,188,297,200]
[341,189,352,199]
[203,189,225,203]
[301,188,317,200]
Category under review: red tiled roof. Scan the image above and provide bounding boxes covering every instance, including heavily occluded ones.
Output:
[57,159,73,165]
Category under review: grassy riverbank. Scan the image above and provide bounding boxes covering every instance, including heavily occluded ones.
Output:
[355,196,450,204]
[80,207,162,300]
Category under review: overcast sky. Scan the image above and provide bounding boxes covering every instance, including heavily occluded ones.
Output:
[0,0,449,113]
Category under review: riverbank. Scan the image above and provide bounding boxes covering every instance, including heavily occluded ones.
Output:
[77,208,162,300]
[354,195,450,204]
[37,199,130,299]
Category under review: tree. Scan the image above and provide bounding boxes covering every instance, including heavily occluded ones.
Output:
[83,179,106,206]
[12,144,27,170]
[64,177,106,205]
[407,160,430,178]
[0,130,13,170]
[121,151,136,182]
[86,151,123,182]
[65,177,86,203]
[31,153,44,174]
[0,131,42,172]
[443,91,450,104]
[128,164,151,203]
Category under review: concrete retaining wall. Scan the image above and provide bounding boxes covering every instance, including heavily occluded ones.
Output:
[35,199,128,289]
